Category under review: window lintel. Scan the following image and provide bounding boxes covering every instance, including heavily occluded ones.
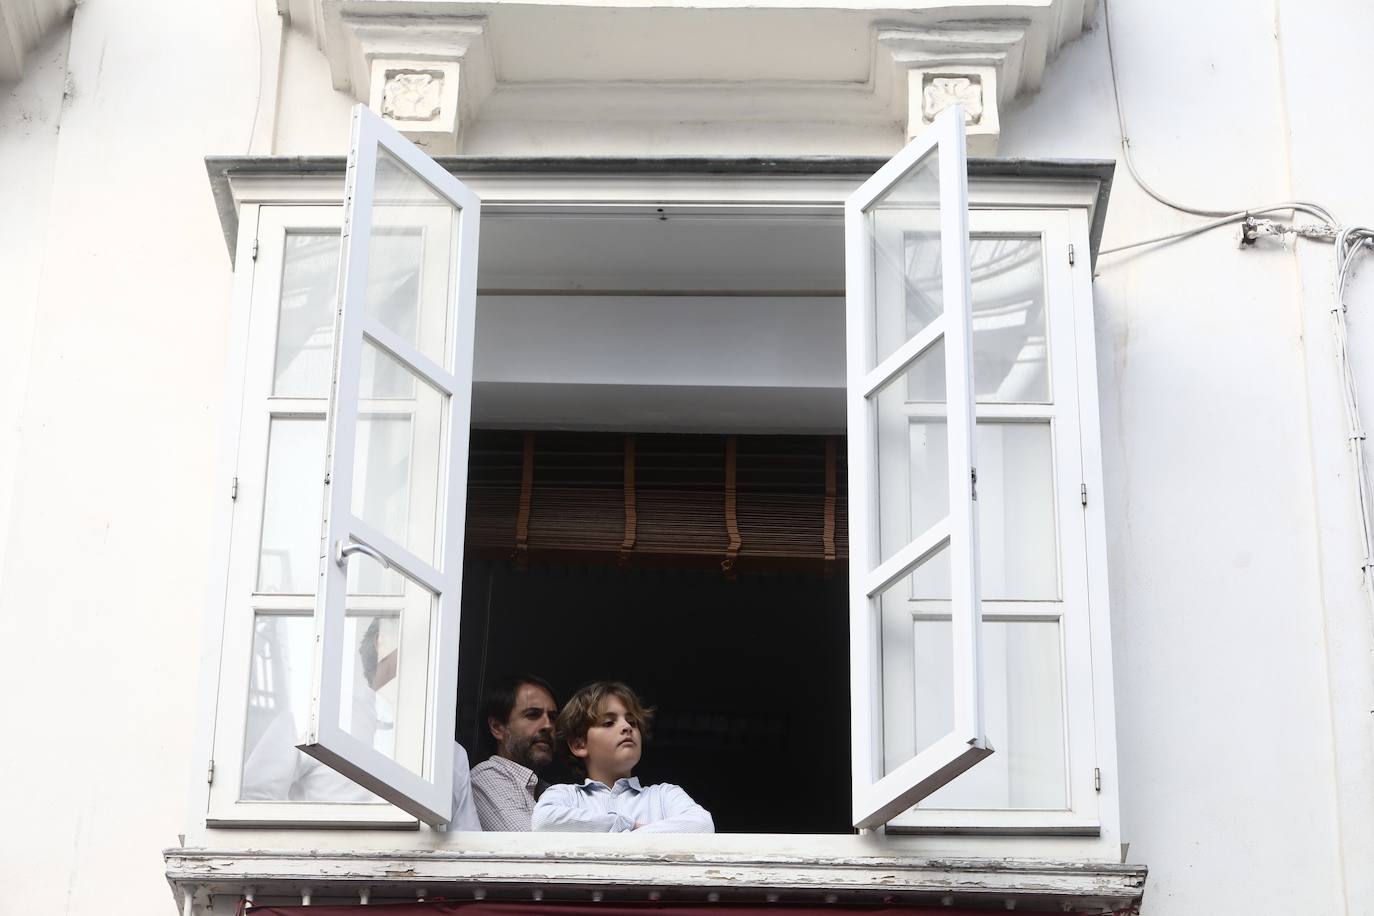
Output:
[205,155,1114,268]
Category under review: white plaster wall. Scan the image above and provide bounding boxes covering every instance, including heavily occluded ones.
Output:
[999,2,1369,912]
[0,0,261,913]
[1275,3,1374,912]
[2,0,1373,914]
[0,23,69,594]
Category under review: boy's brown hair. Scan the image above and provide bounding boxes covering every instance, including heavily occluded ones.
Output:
[556,681,655,774]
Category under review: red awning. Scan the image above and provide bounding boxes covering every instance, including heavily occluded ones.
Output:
[248,903,1006,916]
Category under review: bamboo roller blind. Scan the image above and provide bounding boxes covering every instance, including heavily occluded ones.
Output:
[465,430,848,574]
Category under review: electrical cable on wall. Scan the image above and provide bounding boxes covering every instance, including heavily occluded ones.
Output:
[1098,0,1336,255]
[1097,0,1374,604]
[1333,228,1374,594]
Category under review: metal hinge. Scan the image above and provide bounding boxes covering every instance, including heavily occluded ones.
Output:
[971,467,978,501]
[1068,244,1076,266]
[230,476,239,500]
[250,239,259,261]
[207,759,215,785]
[1094,767,1102,792]
[1081,483,1088,506]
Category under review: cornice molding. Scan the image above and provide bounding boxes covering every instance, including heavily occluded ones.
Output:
[308,0,1097,154]
[0,0,73,82]
[321,10,493,153]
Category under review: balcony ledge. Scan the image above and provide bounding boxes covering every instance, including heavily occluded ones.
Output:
[166,846,1145,914]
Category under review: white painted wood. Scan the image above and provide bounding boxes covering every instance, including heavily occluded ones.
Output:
[196,181,1116,848]
[1065,206,1123,853]
[864,518,952,599]
[193,203,264,829]
[862,315,947,398]
[220,171,1103,217]
[887,210,1103,835]
[165,845,1146,908]
[206,205,418,828]
[846,105,988,830]
[302,105,481,826]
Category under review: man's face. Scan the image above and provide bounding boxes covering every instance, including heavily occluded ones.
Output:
[570,694,642,782]
[490,682,558,771]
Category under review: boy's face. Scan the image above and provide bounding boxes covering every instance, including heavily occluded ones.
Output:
[571,694,642,781]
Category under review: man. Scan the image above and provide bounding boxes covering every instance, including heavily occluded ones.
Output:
[470,673,558,831]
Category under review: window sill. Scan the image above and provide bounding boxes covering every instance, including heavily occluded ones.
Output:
[166,842,1146,913]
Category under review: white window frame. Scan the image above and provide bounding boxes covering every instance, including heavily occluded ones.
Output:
[205,205,419,828]
[845,106,991,829]
[885,209,1103,834]
[194,162,1121,859]
[298,106,481,826]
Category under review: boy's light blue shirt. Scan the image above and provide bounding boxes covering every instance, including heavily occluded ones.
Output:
[532,777,714,833]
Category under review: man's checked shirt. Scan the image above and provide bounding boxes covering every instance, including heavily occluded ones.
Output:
[470,755,543,831]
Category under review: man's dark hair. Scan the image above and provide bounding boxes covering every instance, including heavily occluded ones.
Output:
[479,673,557,751]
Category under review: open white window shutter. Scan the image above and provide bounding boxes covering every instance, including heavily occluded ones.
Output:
[846,105,991,830]
[299,105,480,826]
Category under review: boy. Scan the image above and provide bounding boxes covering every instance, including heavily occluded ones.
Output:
[532,681,714,833]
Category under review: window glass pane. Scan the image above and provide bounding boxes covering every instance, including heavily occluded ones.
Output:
[256,415,405,597]
[333,551,434,780]
[901,421,1058,600]
[257,417,325,594]
[874,360,944,568]
[879,552,951,774]
[903,236,1048,404]
[869,149,942,367]
[368,149,454,372]
[274,232,339,398]
[970,237,1048,402]
[909,619,1067,810]
[359,232,424,400]
[240,614,385,803]
[353,340,446,570]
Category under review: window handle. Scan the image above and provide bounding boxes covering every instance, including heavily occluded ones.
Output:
[335,539,391,570]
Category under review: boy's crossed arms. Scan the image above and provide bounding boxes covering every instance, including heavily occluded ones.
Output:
[532,681,714,834]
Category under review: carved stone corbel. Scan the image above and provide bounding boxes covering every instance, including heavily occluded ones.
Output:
[322,11,493,154]
[878,25,1032,156]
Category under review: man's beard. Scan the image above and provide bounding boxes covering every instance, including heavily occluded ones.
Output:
[506,731,553,772]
